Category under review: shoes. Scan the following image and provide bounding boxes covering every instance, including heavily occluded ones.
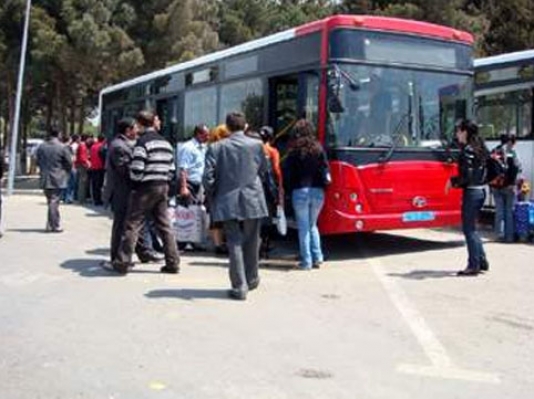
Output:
[227,289,247,300]
[312,262,322,269]
[160,265,180,274]
[215,245,229,255]
[480,258,489,272]
[248,279,260,291]
[137,252,164,263]
[457,268,479,277]
[111,261,131,275]
[50,228,64,233]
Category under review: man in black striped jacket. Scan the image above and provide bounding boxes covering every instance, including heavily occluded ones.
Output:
[113,110,180,275]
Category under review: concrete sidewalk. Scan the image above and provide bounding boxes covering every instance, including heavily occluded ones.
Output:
[1,195,533,399]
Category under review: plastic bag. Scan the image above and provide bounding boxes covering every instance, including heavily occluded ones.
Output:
[276,205,287,236]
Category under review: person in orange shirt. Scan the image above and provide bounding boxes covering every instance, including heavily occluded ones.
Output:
[260,126,283,201]
[258,126,284,258]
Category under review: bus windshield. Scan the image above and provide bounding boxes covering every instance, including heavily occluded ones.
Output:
[327,64,472,149]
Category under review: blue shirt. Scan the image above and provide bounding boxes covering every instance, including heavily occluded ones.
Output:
[177,138,207,184]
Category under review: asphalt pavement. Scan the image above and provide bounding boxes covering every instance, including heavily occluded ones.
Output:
[0,194,533,399]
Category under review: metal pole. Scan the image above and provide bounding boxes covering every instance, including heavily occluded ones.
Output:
[6,0,32,196]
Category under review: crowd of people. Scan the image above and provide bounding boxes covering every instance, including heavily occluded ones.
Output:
[0,113,528,293]
[26,109,330,300]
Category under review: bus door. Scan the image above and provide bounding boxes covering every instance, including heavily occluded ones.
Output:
[269,72,320,218]
[156,97,179,145]
[269,72,320,152]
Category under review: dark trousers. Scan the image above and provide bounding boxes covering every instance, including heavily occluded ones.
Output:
[90,169,105,205]
[223,219,261,293]
[0,191,3,232]
[110,193,153,262]
[44,188,62,231]
[116,184,179,267]
[76,166,89,203]
[462,188,487,271]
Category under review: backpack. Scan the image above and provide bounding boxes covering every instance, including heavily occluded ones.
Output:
[486,147,508,189]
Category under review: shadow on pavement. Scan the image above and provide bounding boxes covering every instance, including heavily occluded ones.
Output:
[8,228,47,234]
[61,258,161,277]
[185,257,297,272]
[60,258,122,278]
[323,233,465,262]
[145,288,229,301]
[387,270,458,280]
[86,248,110,256]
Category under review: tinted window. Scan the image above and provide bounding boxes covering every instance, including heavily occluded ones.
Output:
[330,29,472,70]
[477,89,533,139]
[327,64,473,148]
[184,87,217,137]
[220,79,264,129]
[476,64,534,87]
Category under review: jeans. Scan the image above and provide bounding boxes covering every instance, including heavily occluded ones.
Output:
[62,169,77,203]
[462,188,487,271]
[292,187,325,269]
[493,187,515,242]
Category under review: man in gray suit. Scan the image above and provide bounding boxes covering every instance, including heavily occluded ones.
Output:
[203,112,268,300]
[36,129,73,232]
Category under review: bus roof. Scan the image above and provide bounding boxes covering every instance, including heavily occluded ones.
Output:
[475,49,534,68]
[101,15,473,96]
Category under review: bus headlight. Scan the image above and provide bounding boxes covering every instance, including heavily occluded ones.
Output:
[355,204,363,213]
[355,220,364,231]
[349,193,358,202]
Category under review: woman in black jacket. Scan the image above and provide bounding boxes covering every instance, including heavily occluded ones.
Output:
[446,120,489,276]
[285,119,330,270]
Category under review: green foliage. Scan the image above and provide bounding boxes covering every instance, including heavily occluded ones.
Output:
[0,0,532,150]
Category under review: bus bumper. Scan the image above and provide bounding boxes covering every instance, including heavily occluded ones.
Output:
[318,209,462,235]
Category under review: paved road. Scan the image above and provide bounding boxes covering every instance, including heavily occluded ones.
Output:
[0,195,533,398]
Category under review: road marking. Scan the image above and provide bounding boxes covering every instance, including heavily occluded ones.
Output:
[368,257,500,384]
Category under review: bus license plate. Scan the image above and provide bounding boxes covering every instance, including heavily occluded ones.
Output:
[402,211,435,222]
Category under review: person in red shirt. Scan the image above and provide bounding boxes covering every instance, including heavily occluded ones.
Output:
[75,134,91,203]
[89,135,106,206]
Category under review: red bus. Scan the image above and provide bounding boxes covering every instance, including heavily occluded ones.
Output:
[99,15,474,234]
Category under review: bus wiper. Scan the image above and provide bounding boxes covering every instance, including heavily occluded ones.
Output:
[378,113,411,163]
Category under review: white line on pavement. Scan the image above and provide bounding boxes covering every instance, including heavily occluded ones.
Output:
[368,257,500,384]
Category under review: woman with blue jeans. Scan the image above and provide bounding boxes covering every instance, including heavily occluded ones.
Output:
[446,120,489,276]
[285,119,330,270]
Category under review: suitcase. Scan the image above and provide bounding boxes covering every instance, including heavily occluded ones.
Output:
[514,201,534,239]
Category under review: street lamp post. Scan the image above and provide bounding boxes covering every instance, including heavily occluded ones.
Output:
[7,0,32,196]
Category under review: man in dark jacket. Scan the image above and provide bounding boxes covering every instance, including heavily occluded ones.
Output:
[113,110,180,275]
[36,129,73,232]
[103,117,162,265]
[203,112,268,300]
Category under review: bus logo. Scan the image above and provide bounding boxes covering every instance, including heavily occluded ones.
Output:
[412,196,427,208]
